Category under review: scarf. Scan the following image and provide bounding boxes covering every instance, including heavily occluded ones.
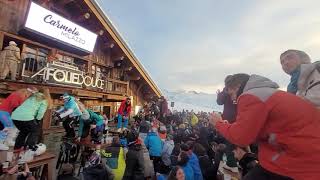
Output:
[287,67,301,94]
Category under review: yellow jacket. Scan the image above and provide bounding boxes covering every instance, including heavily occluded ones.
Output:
[191,114,199,126]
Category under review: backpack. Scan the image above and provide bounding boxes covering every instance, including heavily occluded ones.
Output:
[297,62,320,108]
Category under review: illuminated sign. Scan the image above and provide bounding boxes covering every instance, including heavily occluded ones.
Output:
[25,2,97,52]
[22,62,104,89]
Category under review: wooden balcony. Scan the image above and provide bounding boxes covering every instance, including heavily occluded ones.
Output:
[0,60,129,98]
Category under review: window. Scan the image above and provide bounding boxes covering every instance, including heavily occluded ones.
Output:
[22,45,49,79]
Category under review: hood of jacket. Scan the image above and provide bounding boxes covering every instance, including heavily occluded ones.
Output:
[298,61,320,90]
[243,75,279,92]
[64,96,75,107]
[165,140,174,146]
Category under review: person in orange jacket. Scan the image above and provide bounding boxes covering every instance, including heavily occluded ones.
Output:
[211,74,320,180]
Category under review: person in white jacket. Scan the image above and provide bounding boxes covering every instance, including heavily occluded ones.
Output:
[161,135,174,167]
[0,41,21,80]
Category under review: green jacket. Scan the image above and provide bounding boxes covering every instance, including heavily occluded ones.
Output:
[11,93,48,121]
[78,109,104,137]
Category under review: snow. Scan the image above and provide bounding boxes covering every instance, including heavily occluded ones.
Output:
[163,89,223,113]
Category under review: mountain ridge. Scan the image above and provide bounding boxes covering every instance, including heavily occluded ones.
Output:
[163,89,222,112]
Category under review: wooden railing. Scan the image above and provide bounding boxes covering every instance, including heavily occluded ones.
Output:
[105,77,129,95]
[18,52,129,96]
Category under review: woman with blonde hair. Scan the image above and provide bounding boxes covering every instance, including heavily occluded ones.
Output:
[0,87,37,150]
[11,88,51,151]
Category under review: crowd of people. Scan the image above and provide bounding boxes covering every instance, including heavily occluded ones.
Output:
[0,49,320,180]
[101,49,319,180]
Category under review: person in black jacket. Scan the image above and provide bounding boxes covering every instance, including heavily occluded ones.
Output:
[80,151,111,180]
[57,163,78,180]
[198,127,215,160]
[173,124,187,144]
[232,146,258,177]
[170,143,181,167]
[123,131,145,180]
[193,143,216,180]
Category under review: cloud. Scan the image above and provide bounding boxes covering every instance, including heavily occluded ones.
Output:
[96,0,320,93]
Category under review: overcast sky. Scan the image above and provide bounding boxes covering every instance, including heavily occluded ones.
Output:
[96,0,320,94]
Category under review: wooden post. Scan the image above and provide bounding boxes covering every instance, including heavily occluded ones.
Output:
[87,53,93,74]
[0,32,4,50]
[126,81,130,96]
[42,109,52,130]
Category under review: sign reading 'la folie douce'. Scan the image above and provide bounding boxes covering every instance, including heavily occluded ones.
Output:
[22,62,105,89]
[25,2,97,52]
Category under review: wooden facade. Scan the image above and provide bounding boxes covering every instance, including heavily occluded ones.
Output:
[0,0,161,132]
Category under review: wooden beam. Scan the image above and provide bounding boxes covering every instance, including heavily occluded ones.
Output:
[137,83,145,93]
[112,55,125,61]
[106,94,126,101]
[106,78,128,85]
[50,5,72,19]
[127,74,141,81]
[58,0,75,6]
[0,32,4,50]
[103,42,115,49]
[2,31,52,50]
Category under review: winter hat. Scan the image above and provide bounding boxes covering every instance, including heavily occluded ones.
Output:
[180,144,191,152]
[160,125,167,132]
[27,87,38,94]
[9,41,17,46]
[61,93,70,100]
[127,131,139,146]
[89,151,101,167]
[178,124,185,129]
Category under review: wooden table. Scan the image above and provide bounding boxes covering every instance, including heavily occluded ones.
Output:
[28,152,56,180]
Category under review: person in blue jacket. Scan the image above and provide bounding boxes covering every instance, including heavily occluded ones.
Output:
[180,143,203,180]
[144,127,163,175]
[55,93,82,138]
[177,151,194,180]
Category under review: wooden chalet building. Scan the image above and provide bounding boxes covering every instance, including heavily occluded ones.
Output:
[0,0,161,148]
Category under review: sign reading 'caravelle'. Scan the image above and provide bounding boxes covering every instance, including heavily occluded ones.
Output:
[25,2,97,52]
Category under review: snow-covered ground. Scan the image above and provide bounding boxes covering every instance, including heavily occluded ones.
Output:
[163,89,222,113]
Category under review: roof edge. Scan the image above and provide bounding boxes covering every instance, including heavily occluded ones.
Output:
[84,0,162,97]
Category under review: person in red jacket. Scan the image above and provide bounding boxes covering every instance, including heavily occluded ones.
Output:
[117,97,131,132]
[211,73,320,180]
[0,87,37,150]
